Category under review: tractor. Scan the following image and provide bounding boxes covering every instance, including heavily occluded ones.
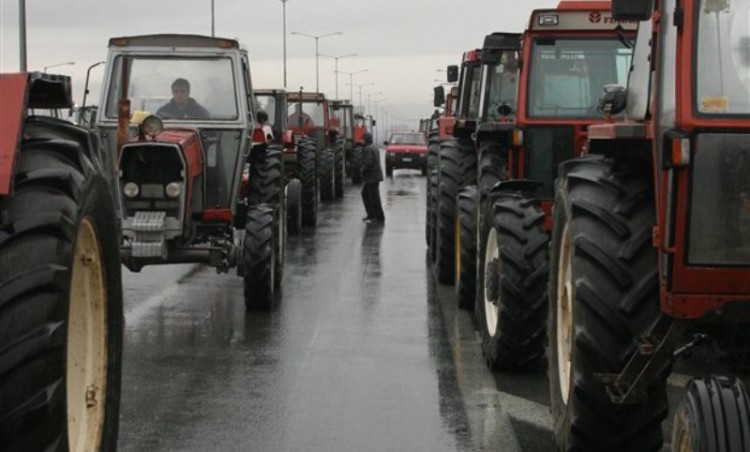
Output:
[548,0,750,450]
[328,99,350,198]
[429,49,483,284]
[1,73,123,451]
[465,2,637,372]
[349,112,377,185]
[287,91,337,205]
[94,34,285,310]
[254,88,305,235]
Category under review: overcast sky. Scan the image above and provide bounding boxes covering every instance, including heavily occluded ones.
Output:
[2,0,560,129]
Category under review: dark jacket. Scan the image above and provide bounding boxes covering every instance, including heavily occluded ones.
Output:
[361,143,384,183]
[156,98,210,119]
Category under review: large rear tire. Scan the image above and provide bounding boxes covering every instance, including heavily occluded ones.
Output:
[243,205,277,310]
[476,191,547,370]
[671,376,750,452]
[319,148,335,201]
[297,140,318,227]
[455,186,478,311]
[435,138,476,284]
[548,155,667,451]
[0,117,123,452]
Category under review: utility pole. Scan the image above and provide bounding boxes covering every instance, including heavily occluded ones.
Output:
[19,0,27,71]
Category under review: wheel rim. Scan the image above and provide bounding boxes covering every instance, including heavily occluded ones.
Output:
[454,213,461,285]
[483,227,500,336]
[67,217,108,452]
[556,222,574,405]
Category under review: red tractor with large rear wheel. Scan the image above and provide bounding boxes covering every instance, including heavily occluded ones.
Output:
[0,72,123,452]
[548,0,750,450]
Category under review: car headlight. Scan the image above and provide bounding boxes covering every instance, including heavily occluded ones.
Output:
[123,182,139,198]
[165,182,182,198]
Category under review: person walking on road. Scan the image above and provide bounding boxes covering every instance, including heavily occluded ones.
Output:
[360,132,385,223]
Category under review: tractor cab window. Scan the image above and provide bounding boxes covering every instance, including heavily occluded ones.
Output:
[287,102,325,127]
[255,95,277,128]
[105,56,239,121]
[487,51,520,121]
[696,0,750,116]
[528,39,632,118]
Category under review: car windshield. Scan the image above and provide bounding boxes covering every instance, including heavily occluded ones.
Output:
[389,133,426,145]
[695,0,750,116]
[528,38,632,118]
[105,56,238,120]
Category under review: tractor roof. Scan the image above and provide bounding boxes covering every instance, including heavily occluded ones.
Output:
[528,1,637,32]
[287,92,326,102]
[108,34,240,49]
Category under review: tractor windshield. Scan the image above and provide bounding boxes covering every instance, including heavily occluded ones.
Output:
[105,56,239,121]
[287,101,325,128]
[255,94,277,128]
[528,38,632,118]
[695,0,750,116]
[486,51,520,121]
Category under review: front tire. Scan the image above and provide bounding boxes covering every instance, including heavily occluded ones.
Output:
[671,376,750,452]
[319,148,335,201]
[286,178,302,236]
[548,155,667,451]
[297,139,318,227]
[455,186,478,311]
[476,191,547,370]
[243,205,276,310]
[334,144,345,198]
[0,117,123,452]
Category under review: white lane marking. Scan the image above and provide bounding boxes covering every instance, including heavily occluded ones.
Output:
[123,266,201,326]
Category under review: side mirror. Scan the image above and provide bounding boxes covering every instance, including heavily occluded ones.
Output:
[598,84,627,116]
[383,141,389,146]
[446,65,459,83]
[434,86,446,107]
[371,119,377,126]
[612,0,653,20]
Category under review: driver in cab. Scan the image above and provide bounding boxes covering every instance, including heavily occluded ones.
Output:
[157,78,210,119]
[287,103,314,128]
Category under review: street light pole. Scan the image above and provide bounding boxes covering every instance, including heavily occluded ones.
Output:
[211,0,215,37]
[355,82,374,113]
[319,53,355,99]
[291,31,342,93]
[43,61,75,73]
[366,91,382,117]
[339,69,367,104]
[19,0,27,71]
[280,0,289,87]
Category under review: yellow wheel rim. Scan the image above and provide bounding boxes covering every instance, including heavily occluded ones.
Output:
[67,217,108,452]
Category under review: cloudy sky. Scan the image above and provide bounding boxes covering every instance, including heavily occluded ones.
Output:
[2,0,559,129]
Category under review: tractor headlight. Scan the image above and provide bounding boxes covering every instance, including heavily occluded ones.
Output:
[165,182,182,198]
[142,115,164,137]
[123,182,139,198]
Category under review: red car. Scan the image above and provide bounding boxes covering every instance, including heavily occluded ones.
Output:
[384,131,428,176]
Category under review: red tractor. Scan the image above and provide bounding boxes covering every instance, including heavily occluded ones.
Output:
[430,50,483,283]
[349,112,377,184]
[464,2,638,372]
[1,73,123,451]
[548,0,750,450]
[287,91,337,205]
[94,34,285,310]
[255,88,305,235]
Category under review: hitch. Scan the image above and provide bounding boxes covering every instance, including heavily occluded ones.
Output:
[673,333,711,360]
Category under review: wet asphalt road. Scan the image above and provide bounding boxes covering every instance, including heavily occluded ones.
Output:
[116,151,697,451]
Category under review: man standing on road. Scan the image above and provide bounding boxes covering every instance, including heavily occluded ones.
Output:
[360,132,385,223]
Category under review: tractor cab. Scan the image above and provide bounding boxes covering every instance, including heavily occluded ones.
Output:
[438,50,481,141]
[514,1,637,228]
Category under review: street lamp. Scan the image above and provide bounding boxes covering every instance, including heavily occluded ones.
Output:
[338,69,368,104]
[211,0,215,36]
[43,61,75,73]
[318,52,356,99]
[365,91,383,116]
[354,82,374,113]
[279,0,291,87]
[290,30,342,92]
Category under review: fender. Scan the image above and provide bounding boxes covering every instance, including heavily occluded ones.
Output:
[489,179,542,196]
[0,74,27,196]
